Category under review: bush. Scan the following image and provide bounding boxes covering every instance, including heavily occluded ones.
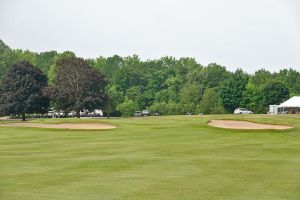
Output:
[150,102,196,115]
[116,99,139,117]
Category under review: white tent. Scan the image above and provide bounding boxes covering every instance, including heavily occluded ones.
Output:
[278,96,300,114]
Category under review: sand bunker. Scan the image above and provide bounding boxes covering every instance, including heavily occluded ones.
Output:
[208,120,293,130]
[0,123,116,130]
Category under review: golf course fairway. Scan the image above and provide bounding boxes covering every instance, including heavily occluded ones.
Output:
[0,115,300,200]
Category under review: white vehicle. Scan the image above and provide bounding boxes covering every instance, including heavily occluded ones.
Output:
[68,111,76,117]
[234,108,253,114]
[87,109,103,117]
[47,110,64,118]
[142,110,150,116]
[80,110,88,117]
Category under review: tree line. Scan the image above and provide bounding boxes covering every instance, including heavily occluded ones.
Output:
[0,39,299,119]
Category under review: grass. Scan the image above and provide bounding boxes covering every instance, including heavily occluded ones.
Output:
[0,115,300,200]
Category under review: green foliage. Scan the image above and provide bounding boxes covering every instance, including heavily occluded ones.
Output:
[274,68,300,96]
[0,48,24,78]
[180,83,204,105]
[113,55,144,92]
[150,102,193,115]
[248,69,273,87]
[89,55,124,80]
[243,81,290,113]
[1,39,300,116]
[0,39,10,53]
[18,50,37,65]
[242,83,265,113]
[165,102,184,114]
[219,69,249,112]
[104,84,124,117]
[47,57,108,117]
[243,69,275,113]
[150,102,168,114]
[0,61,49,120]
[47,51,76,84]
[195,63,230,88]
[262,82,290,108]
[199,88,224,114]
[36,51,57,74]
[116,98,139,117]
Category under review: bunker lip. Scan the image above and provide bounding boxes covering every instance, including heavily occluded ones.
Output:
[208,120,293,130]
[0,123,116,130]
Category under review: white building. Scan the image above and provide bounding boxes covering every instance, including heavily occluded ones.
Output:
[269,105,278,115]
[277,96,300,114]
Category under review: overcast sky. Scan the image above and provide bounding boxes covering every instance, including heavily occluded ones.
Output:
[1,0,299,73]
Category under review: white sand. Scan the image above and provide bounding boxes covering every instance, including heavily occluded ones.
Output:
[208,120,293,130]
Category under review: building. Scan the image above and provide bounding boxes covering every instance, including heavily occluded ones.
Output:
[269,105,278,115]
[277,96,300,114]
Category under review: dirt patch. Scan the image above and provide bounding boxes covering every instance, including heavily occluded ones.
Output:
[208,120,293,130]
[0,123,116,130]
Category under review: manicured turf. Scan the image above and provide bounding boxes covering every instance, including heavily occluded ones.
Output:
[0,115,300,200]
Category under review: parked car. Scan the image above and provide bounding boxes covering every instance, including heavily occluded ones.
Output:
[47,111,54,118]
[186,112,193,115]
[234,108,253,114]
[142,110,150,116]
[134,111,144,117]
[80,110,88,117]
[153,112,160,116]
[68,111,76,117]
[47,110,64,118]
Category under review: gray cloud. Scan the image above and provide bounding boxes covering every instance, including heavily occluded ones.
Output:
[0,0,299,73]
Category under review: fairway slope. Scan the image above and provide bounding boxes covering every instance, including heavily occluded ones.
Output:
[1,115,300,200]
[208,119,293,130]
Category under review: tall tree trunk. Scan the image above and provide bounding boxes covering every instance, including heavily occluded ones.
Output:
[21,112,26,121]
[106,105,111,119]
[76,109,80,118]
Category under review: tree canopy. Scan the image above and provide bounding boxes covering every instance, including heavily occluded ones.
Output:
[0,61,49,120]
[47,57,108,117]
[0,39,299,117]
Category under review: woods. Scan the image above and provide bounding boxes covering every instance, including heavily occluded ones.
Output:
[0,39,299,117]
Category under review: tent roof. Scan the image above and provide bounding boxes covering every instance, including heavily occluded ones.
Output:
[278,96,300,108]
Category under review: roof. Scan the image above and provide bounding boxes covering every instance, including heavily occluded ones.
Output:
[278,96,300,108]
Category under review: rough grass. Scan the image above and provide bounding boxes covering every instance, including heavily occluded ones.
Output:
[0,115,300,200]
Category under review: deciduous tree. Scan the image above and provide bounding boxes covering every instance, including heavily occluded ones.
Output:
[262,82,290,109]
[0,61,49,120]
[219,69,249,112]
[47,57,108,117]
